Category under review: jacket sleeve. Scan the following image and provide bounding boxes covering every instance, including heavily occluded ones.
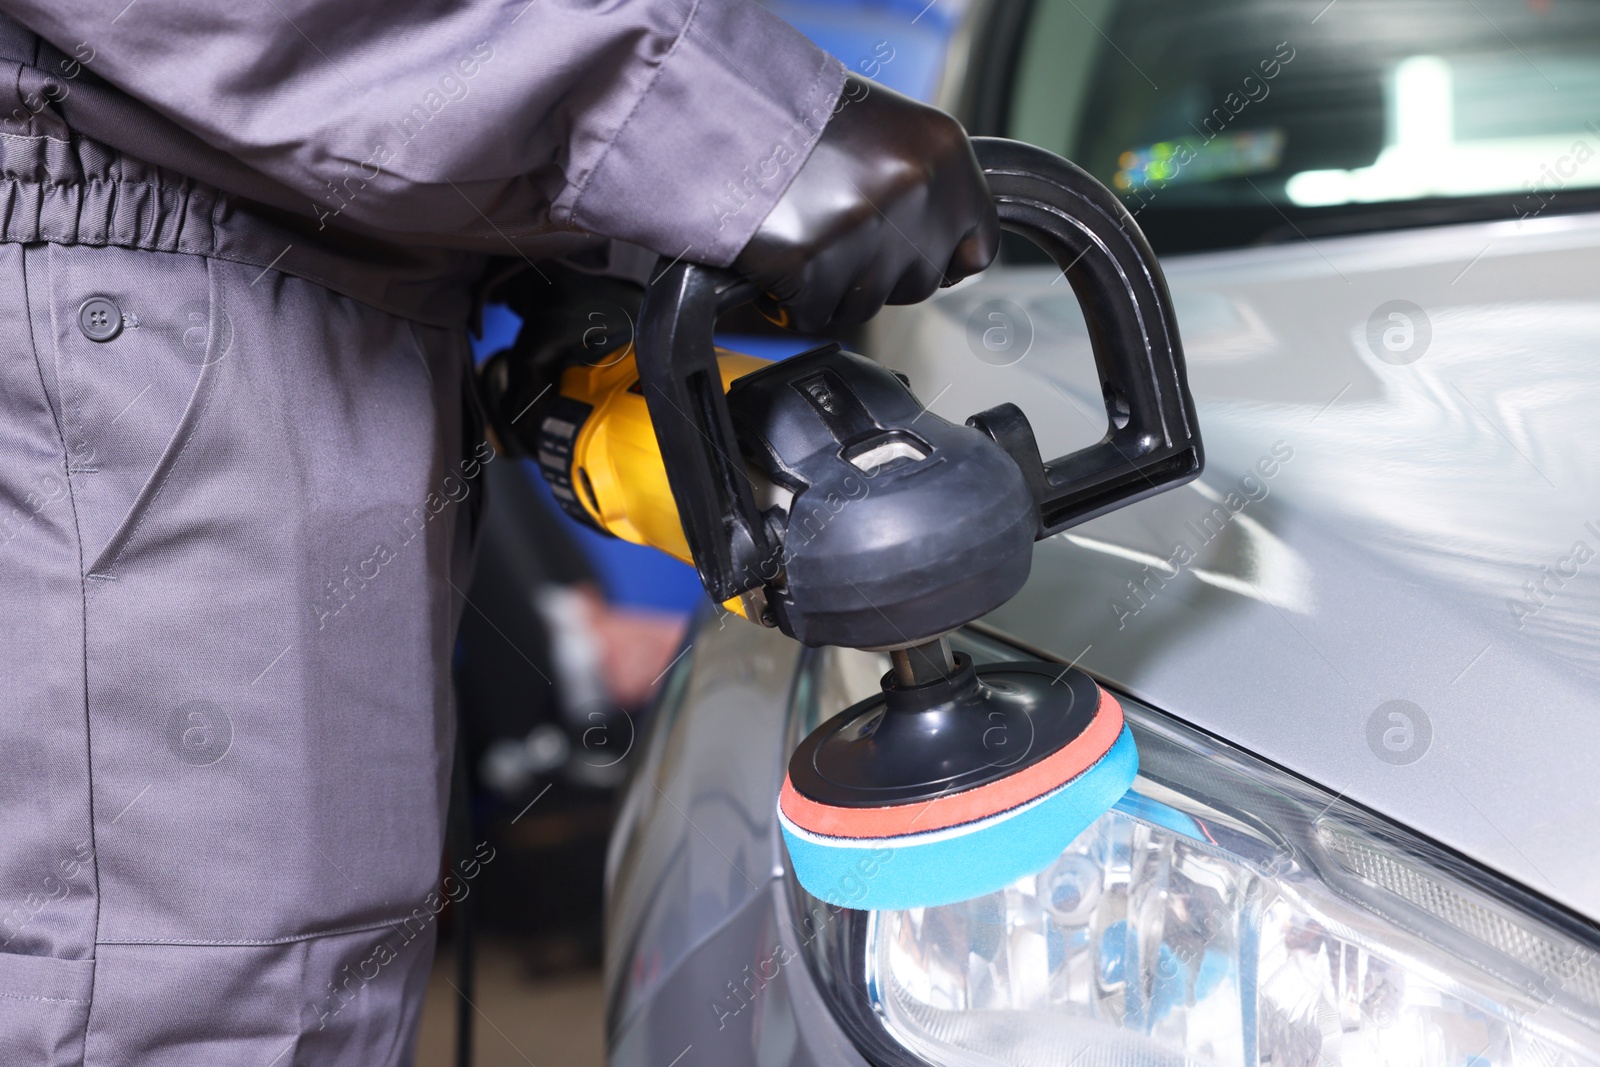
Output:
[0,0,846,266]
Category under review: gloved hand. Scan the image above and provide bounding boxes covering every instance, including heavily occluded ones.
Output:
[734,74,999,331]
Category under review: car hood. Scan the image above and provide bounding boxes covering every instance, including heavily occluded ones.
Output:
[866,211,1600,924]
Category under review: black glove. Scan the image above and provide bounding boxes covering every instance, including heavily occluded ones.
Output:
[734,74,999,332]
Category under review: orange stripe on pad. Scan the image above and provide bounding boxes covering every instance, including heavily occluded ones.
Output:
[780,687,1124,839]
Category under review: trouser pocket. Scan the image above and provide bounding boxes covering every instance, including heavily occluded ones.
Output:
[32,243,218,573]
[63,251,475,946]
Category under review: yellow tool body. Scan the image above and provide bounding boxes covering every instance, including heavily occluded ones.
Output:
[545,347,767,615]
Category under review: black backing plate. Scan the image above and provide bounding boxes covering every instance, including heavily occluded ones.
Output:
[787,657,1103,807]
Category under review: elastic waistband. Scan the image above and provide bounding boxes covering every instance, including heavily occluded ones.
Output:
[0,130,260,259]
[0,129,474,326]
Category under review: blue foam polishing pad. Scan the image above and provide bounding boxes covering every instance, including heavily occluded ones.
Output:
[779,724,1138,910]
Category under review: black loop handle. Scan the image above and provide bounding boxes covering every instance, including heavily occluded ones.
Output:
[966,136,1202,536]
[636,137,1202,602]
[635,266,768,602]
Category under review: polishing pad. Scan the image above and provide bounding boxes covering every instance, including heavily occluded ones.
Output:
[779,657,1137,910]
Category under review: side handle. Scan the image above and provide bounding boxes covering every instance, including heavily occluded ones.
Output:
[965,137,1203,537]
[634,264,773,602]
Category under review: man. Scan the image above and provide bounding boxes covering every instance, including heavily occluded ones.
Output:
[0,0,996,1062]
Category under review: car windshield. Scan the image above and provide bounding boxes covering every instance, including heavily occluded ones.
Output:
[1006,0,1600,252]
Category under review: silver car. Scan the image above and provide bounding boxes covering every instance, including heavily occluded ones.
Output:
[605,1,1600,1064]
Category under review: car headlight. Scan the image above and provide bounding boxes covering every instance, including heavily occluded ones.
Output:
[790,661,1600,1066]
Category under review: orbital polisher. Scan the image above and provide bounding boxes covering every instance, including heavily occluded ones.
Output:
[483,138,1202,910]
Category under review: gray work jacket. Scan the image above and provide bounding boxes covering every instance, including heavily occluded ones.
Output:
[0,0,847,325]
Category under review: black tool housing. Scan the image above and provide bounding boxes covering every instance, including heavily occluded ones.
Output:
[725,345,1035,648]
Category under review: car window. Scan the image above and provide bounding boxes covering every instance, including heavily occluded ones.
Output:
[1006,0,1600,252]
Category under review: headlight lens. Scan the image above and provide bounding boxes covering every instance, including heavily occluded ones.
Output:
[795,665,1600,1067]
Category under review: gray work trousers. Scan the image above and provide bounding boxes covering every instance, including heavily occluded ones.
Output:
[0,238,481,1063]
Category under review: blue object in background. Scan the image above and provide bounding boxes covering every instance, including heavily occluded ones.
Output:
[768,0,964,103]
[714,332,823,363]
[475,301,522,356]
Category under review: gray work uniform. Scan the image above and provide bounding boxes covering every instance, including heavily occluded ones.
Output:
[0,2,844,1063]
